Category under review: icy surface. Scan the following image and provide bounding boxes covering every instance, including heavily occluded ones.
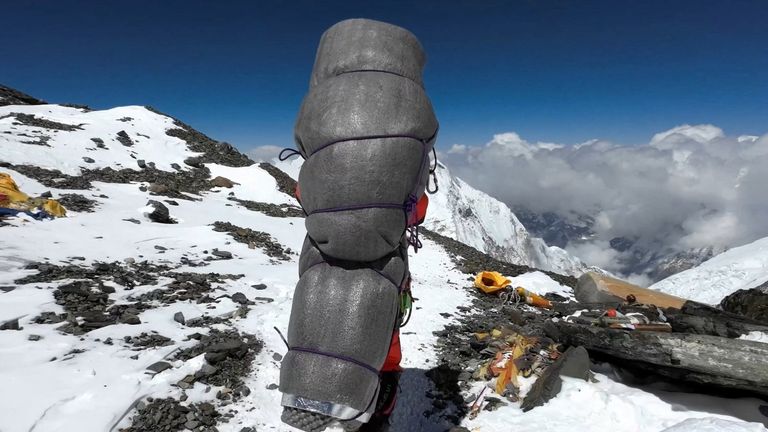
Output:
[0,102,765,431]
[650,236,768,304]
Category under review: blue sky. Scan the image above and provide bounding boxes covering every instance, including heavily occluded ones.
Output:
[3,0,767,151]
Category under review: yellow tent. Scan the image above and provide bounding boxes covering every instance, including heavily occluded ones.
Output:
[0,173,67,217]
[474,271,511,295]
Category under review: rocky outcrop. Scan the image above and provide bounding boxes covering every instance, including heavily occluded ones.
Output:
[720,282,768,324]
[0,84,45,106]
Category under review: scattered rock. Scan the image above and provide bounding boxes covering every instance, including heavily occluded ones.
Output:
[91,137,106,148]
[127,332,174,349]
[116,130,134,147]
[228,196,304,218]
[258,162,297,197]
[28,334,42,341]
[121,313,141,325]
[146,361,172,374]
[175,329,262,390]
[266,383,279,390]
[148,183,170,194]
[252,283,267,290]
[210,176,237,188]
[137,159,146,169]
[272,352,283,361]
[58,194,98,212]
[123,218,141,224]
[82,157,95,163]
[170,163,181,170]
[9,112,83,131]
[0,318,20,330]
[211,249,233,260]
[173,311,186,325]
[211,221,291,260]
[146,200,176,224]
[159,115,253,167]
[231,292,249,305]
[184,157,203,168]
[122,398,221,432]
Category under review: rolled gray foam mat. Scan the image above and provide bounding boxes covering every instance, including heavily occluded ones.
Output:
[282,18,431,425]
[296,72,437,156]
[310,18,426,88]
[281,236,407,414]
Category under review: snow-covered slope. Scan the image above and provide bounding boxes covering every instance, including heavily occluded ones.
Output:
[651,236,768,304]
[1,97,765,432]
[1,104,198,174]
[423,163,590,276]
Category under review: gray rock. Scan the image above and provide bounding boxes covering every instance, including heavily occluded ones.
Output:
[123,218,141,224]
[137,159,146,169]
[146,200,176,224]
[720,283,768,324]
[98,285,116,294]
[267,383,278,390]
[252,284,267,290]
[195,363,218,378]
[272,352,283,361]
[0,318,20,330]
[173,311,185,325]
[28,334,42,341]
[116,130,134,146]
[184,157,203,168]
[231,292,249,305]
[40,191,53,198]
[121,313,141,325]
[148,183,170,194]
[211,249,232,259]
[171,163,181,170]
[185,420,199,429]
[82,157,95,163]
[146,361,172,374]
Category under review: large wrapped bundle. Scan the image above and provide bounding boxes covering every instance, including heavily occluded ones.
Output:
[281,18,435,430]
[295,18,438,262]
[281,236,408,423]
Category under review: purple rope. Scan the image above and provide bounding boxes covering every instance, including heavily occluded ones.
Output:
[289,346,380,376]
[307,131,435,159]
[335,69,424,89]
[306,202,405,215]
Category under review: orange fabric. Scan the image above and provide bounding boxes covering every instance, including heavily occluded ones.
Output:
[382,331,402,372]
[408,194,429,226]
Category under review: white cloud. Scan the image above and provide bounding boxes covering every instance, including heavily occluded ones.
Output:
[245,145,284,162]
[440,124,768,271]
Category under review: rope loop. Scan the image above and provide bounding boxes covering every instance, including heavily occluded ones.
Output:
[278,148,303,161]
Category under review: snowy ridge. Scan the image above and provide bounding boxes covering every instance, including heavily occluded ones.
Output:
[423,162,590,276]
[650,236,768,304]
[0,98,766,431]
[1,104,198,175]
